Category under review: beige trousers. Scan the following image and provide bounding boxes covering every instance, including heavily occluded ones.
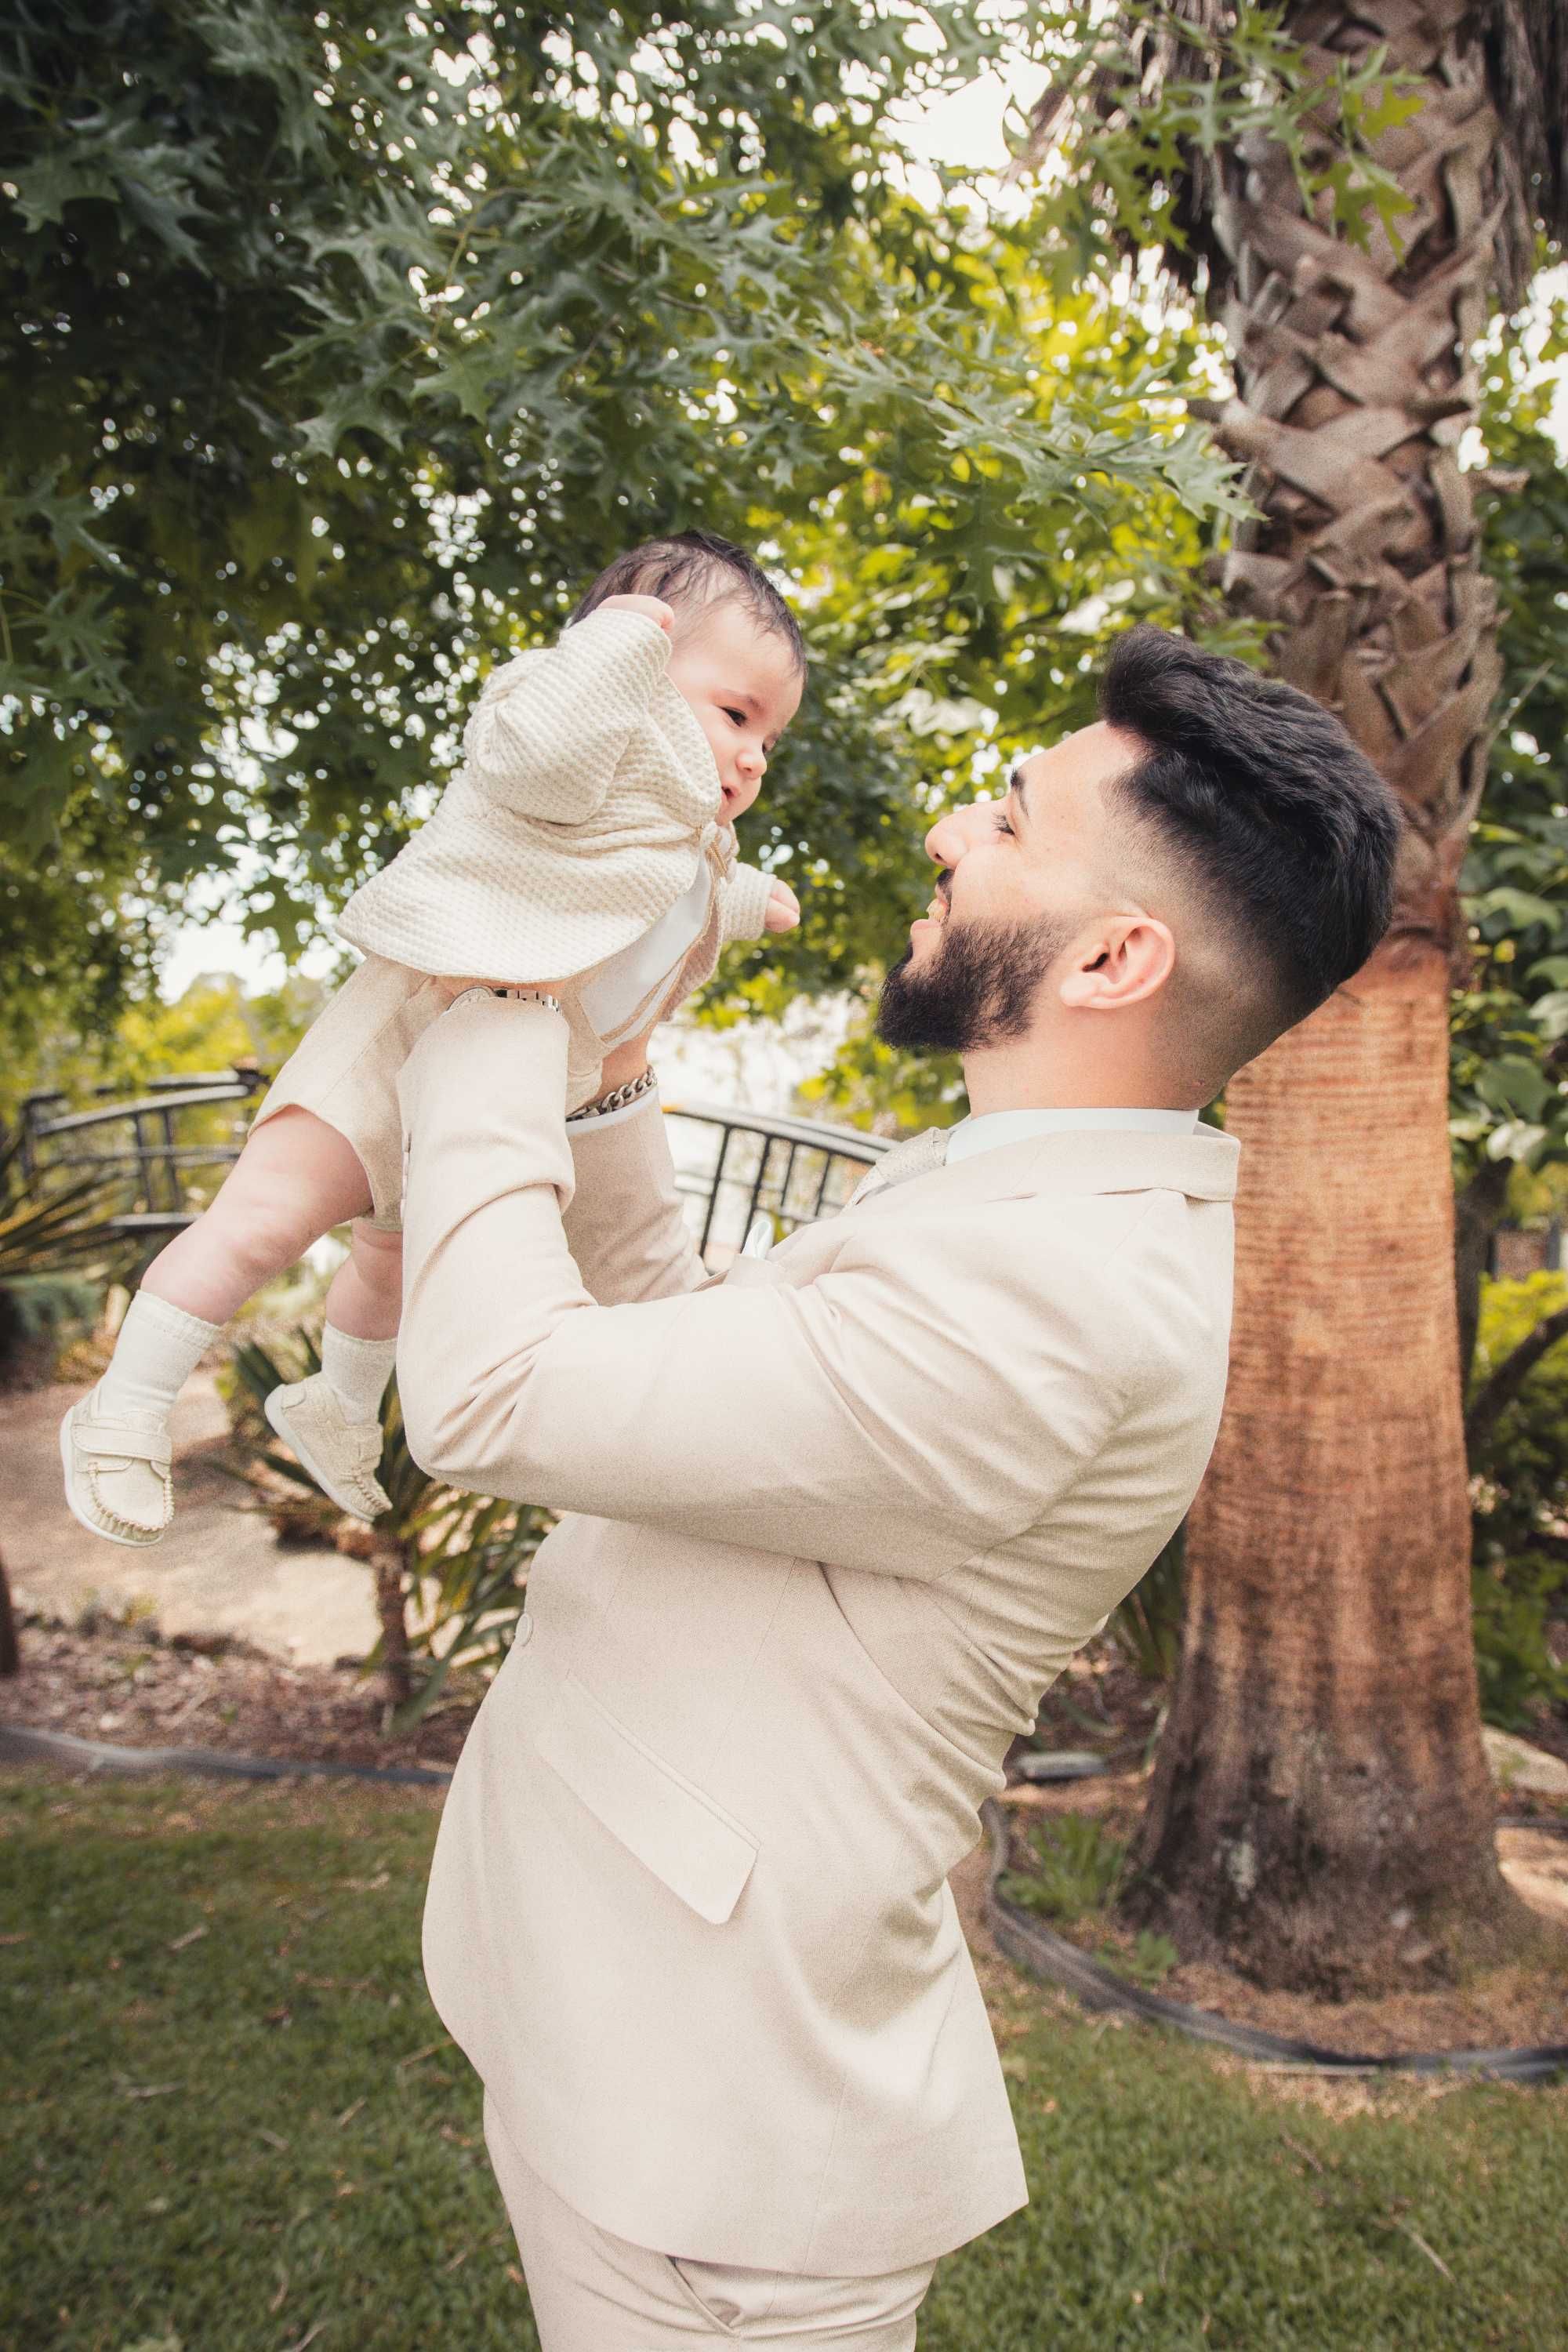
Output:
[482,2094,938,2349]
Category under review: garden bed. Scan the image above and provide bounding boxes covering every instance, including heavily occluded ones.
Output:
[0,1613,486,1773]
[995,1774,1568,2062]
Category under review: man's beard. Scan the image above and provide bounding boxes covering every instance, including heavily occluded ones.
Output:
[876,902,1073,1054]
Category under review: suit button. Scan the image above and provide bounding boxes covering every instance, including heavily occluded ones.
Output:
[514,1610,533,1648]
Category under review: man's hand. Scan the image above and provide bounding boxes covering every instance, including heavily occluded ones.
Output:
[764,879,800,933]
[596,593,675,633]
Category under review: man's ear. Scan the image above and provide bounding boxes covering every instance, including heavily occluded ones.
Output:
[1057,913,1175,1011]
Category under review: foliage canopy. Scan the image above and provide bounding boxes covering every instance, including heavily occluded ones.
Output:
[2,0,1244,1034]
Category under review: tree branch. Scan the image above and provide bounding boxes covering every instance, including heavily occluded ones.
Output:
[1465,1305,1568,1451]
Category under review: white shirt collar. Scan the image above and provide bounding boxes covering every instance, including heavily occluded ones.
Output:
[943,1105,1201,1165]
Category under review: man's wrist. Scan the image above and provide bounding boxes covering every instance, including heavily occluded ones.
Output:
[567,1068,659,1124]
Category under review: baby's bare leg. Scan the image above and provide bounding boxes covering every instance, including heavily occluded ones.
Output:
[323,1218,403,1342]
[141,1106,374,1323]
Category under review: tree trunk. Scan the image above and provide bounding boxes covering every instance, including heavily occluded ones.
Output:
[1127,948,1534,1989]
[1454,1155,1512,1394]
[1130,0,1547,1987]
[0,1547,20,1679]
[371,1540,412,1709]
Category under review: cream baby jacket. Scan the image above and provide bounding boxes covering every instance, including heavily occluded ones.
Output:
[336,606,776,982]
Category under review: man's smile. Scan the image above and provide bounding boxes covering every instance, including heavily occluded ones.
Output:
[912,874,952,934]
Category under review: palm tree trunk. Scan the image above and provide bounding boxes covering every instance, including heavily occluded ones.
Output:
[1129,0,1543,1987]
[1127,948,1523,1987]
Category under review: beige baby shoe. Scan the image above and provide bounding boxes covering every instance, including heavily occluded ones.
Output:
[60,1394,174,1546]
[265,1374,390,1523]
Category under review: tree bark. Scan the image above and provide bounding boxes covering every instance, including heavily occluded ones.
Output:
[1454,1155,1512,1394]
[0,1548,20,1679]
[372,1540,412,1708]
[1125,0,1554,1989]
[1129,949,1534,1990]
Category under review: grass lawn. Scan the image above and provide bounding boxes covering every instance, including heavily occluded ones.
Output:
[3,1769,1565,2352]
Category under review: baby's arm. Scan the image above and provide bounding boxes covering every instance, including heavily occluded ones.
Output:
[462,604,673,825]
[720,863,800,946]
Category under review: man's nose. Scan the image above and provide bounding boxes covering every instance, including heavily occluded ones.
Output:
[924,807,969,866]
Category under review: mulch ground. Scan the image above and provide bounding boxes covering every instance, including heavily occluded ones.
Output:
[0,1614,487,1772]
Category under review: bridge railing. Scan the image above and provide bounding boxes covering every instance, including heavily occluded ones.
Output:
[661,1098,888,1265]
[13,1070,890,1274]
[15,1069,270,1258]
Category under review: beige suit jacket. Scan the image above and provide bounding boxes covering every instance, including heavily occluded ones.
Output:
[395,996,1240,2275]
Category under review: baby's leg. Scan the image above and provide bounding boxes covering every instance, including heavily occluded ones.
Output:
[323,1218,403,1341]
[142,1106,374,1323]
[301,1220,405,1438]
[61,1109,376,1545]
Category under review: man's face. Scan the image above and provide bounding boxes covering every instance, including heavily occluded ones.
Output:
[877,720,1146,1053]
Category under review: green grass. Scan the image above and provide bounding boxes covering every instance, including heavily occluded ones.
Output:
[3,1769,1566,2352]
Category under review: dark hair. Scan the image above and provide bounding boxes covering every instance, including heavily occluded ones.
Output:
[1098,624,1403,1033]
[569,528,806,671]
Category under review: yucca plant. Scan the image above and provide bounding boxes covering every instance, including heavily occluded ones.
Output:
[227,1330,550,1731]
[1107,1526,1186,1683]
[0,1127,125,1678]
[0,1126,124,1358]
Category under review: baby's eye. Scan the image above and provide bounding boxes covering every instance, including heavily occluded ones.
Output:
[723,706,746,727]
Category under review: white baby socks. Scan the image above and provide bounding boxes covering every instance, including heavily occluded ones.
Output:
[60,1290,225,1544]
[93,1290,224,1427]
[320,1326,398,1425]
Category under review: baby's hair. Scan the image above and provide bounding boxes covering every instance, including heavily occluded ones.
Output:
[569,528,806,672]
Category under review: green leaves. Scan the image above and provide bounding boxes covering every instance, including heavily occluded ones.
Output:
[1452,339,1568,1193]
[1,0,1254,1032]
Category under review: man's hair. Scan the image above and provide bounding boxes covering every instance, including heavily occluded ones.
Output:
[1098,625,1403,1087]
[569,528,806,671]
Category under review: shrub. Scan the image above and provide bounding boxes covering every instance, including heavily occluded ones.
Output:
[999,1814,1128,1922]
[1467,1272,1568,1730]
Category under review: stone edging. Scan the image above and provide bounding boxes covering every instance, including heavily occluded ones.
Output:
[0,1721,452,1788]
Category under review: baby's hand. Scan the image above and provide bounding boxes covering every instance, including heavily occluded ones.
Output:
[597,593,675,633]
[764,880,800,933]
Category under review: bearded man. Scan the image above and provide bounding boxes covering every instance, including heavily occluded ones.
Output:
[392,624,1402,2349]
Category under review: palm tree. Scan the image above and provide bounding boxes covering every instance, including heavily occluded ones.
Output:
[1023,1,1566,1989]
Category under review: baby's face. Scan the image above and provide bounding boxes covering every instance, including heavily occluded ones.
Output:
[663,599,804,821]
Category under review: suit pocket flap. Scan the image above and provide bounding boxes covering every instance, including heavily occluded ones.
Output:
[535,1671,758,1925]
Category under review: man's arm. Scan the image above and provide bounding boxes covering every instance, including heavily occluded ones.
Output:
[396,996,1131,1581]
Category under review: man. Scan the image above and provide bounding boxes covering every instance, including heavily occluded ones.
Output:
[394,625,1402,2348]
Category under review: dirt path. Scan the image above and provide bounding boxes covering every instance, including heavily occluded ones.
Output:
[1,1373,378,1666]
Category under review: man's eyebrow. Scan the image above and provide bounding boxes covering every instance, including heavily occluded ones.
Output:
[1007,766,1030,825]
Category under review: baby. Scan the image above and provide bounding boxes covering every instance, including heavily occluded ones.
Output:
[62,531,804,1544]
